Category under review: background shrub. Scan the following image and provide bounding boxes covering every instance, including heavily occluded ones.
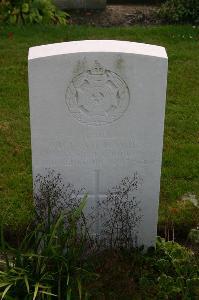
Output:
[158,0,199,24]
[108,0,165,4]
[0,0,69,24]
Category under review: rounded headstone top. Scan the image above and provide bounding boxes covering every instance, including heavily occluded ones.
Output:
[28,40,168,61]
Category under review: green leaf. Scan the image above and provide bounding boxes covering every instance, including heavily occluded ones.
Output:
[40,290,57,297]
[24,275,30,293]
[70,194,88,222]
[1,284,12,300]
[66,274,70,286]
[67,288,71,300]
[47,213,64,247]
[85,292,90,300]
[21,3,29,14]
[77,278,82,300]
[33,282,39,300]
[0,283,11,288]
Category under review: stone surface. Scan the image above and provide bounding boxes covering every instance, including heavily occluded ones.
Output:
[28,40,168,248]
[54,0,106,9]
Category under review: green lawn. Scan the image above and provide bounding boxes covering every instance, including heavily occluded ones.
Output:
[0,25,198,229]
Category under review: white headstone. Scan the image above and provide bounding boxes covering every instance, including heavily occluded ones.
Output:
[28,40,168,248]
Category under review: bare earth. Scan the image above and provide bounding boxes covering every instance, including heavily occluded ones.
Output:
[69,5,161,26]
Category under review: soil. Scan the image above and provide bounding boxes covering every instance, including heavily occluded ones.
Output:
[69,4,161,27]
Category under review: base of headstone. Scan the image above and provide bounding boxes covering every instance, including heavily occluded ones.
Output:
[53,0,106,10]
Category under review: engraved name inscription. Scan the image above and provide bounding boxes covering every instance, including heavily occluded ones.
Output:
[65,61,130,125]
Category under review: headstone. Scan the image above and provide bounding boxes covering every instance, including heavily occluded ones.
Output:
[54,0,106,10]
[28,40,168,248]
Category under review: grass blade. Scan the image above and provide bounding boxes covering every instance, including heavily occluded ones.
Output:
[40,290,57,297]
[77,278,82,300]
[0,283,10,288]
[1,284,12,299]
[24,275,30,293]
[66,288,71,300]
[33,282,39,300]
[70,194,88,222]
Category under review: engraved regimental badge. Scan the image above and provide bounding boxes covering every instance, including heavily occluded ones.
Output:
[65,61,130,125]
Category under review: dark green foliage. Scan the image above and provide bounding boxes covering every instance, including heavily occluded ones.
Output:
[1,222,198,299]
[108,0,165,3]
[158,0,199,24]
[0,193,91,299]
[84,238,199,299]
[0,175,198,299]
[0,0,69,24]
[139,238,199,299]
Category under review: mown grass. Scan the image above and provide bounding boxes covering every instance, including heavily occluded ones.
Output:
[0,24,198,228]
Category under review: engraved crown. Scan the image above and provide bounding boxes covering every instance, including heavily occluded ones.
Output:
[90,61,105,75]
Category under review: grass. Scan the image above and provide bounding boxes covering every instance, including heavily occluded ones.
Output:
[0,24,198,229]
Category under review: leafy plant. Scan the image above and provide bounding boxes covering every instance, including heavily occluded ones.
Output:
[1,171,198,299]
[139,238,199,299]
[158,0,199,24]
[0,172,92,299]
[0,0,69,24]
[86,238,199,299]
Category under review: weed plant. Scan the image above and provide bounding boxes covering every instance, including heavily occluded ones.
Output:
[0,171,93,299]
[0,172,198,299]
[98,174,142,249]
